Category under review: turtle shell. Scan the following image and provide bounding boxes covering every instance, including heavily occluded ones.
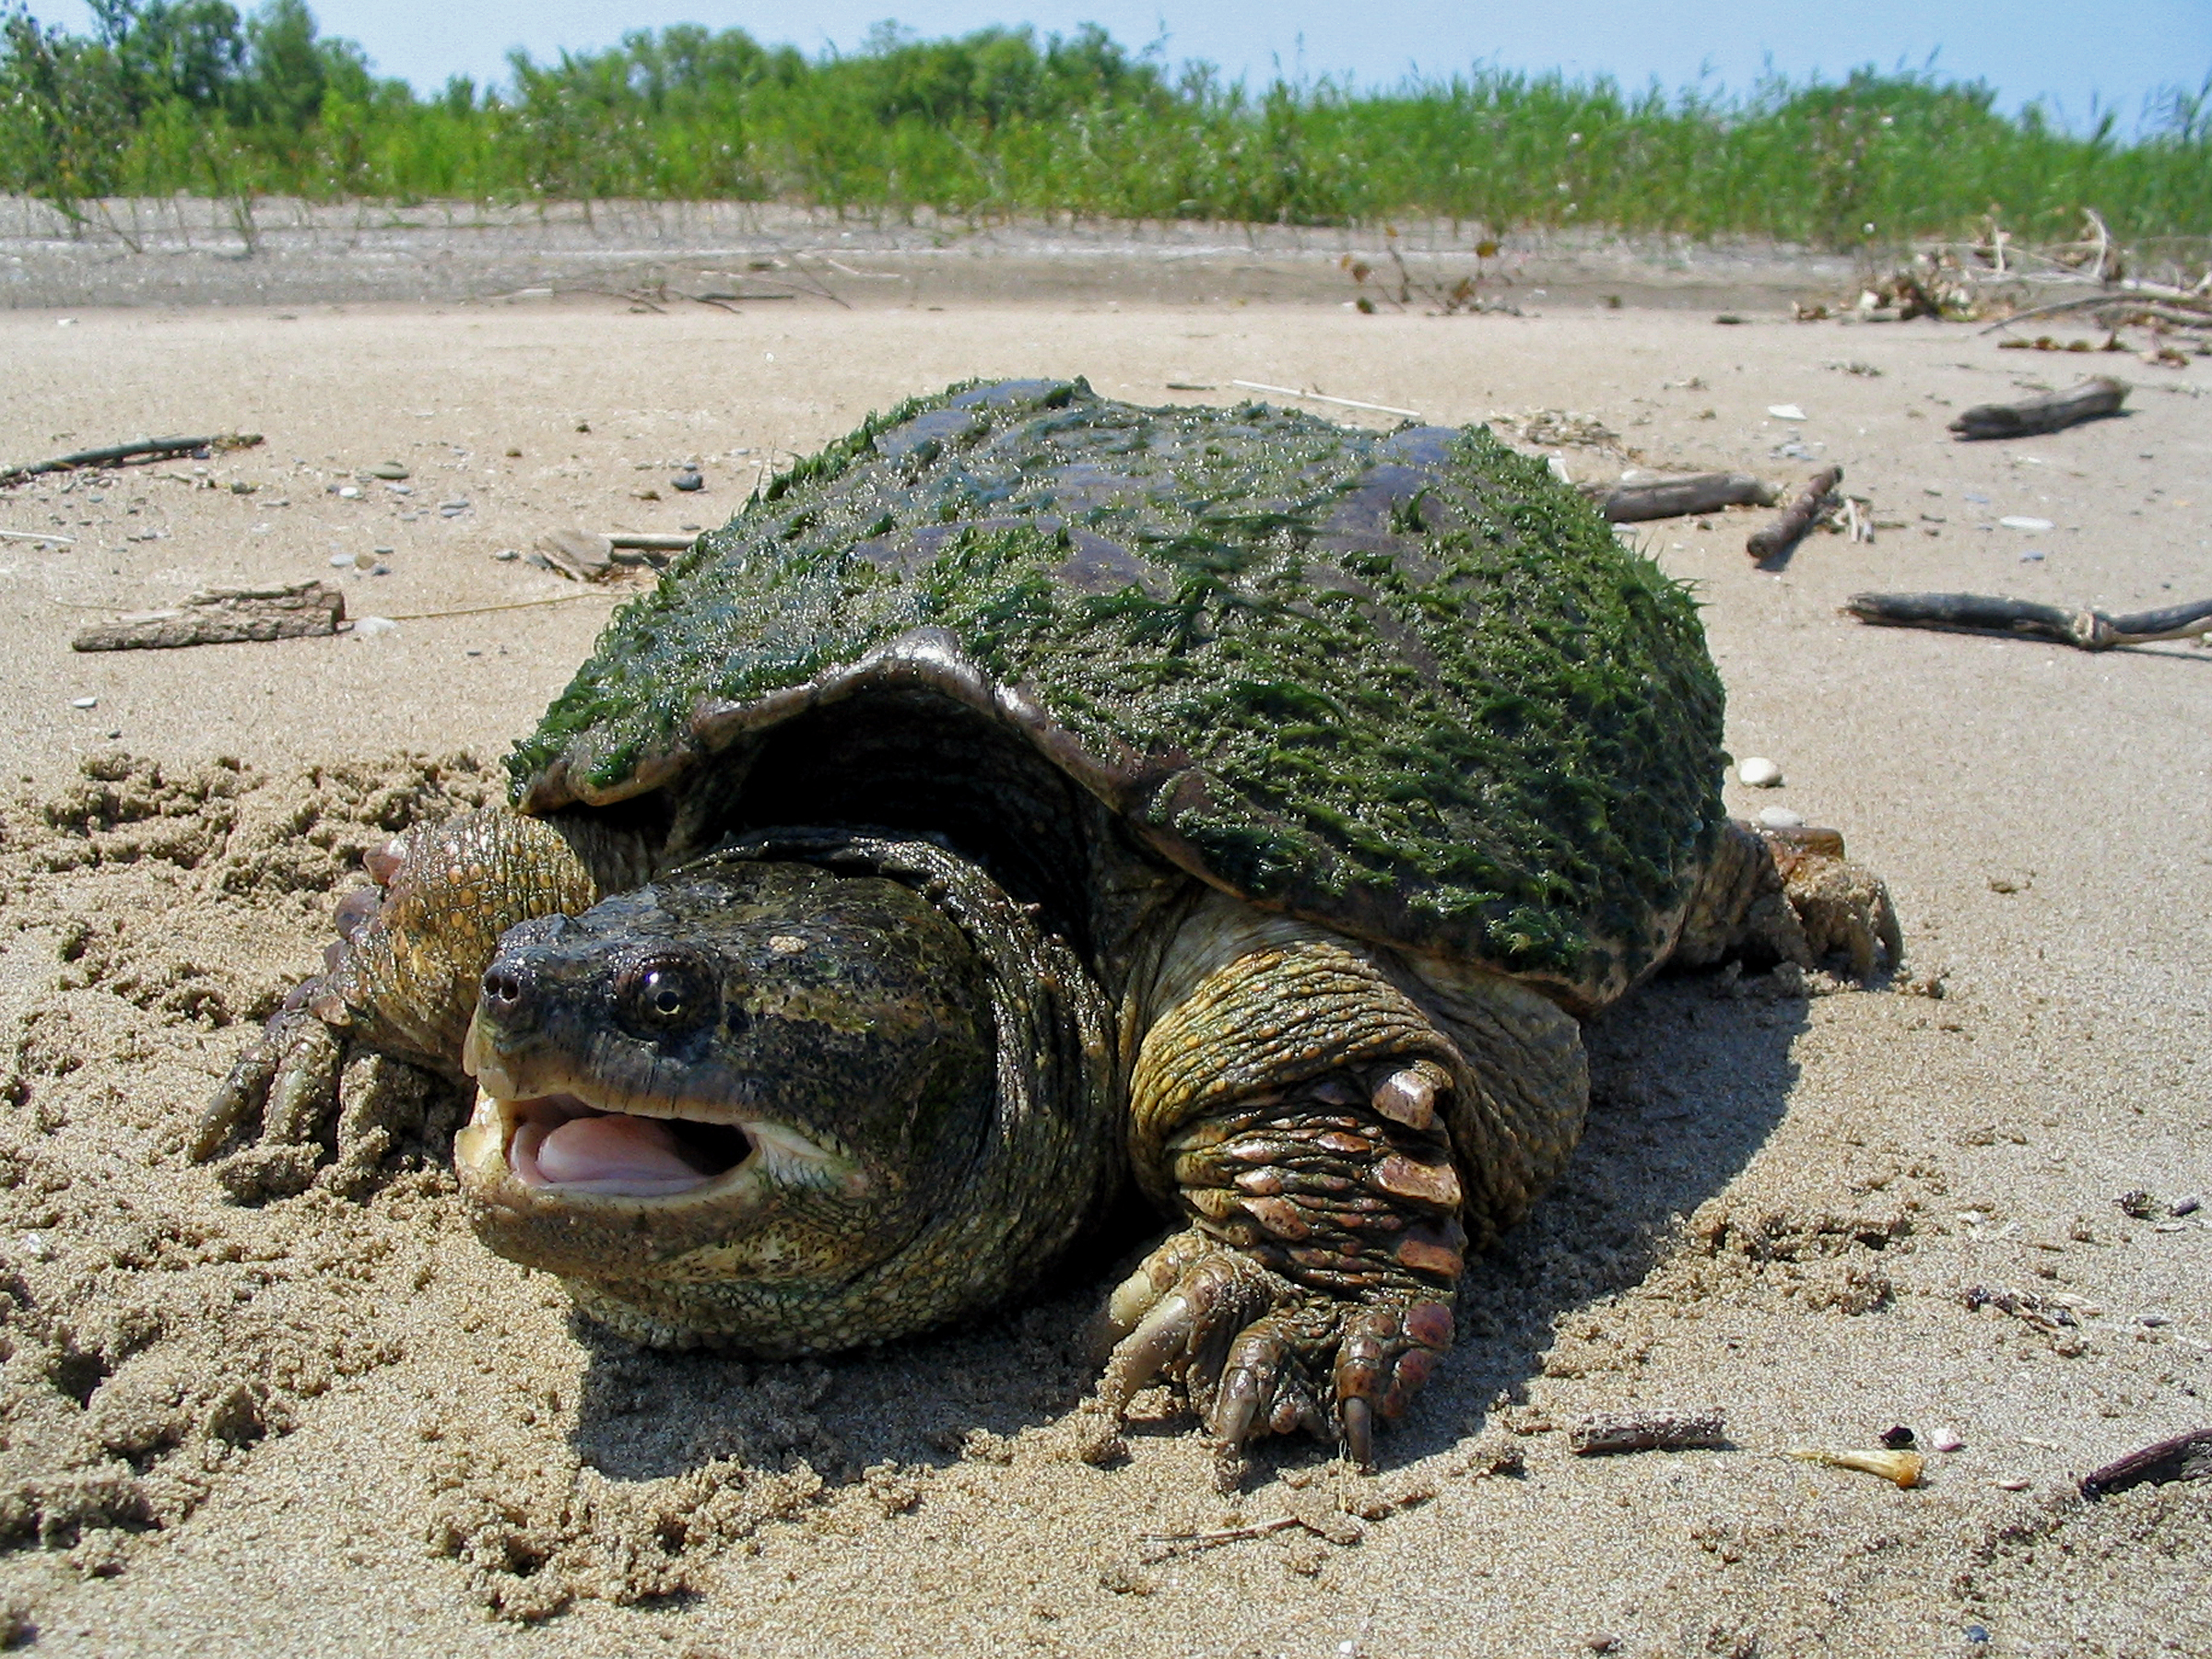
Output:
[509,379,1725,1011]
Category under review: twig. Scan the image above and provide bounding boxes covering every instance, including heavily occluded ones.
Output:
[1570,1411,1728,1455]
[1982,294,2210,334]
[1949,377,2127,441]
[1230,381,1422,419]
[1,432,264,488]
[2079,1429,2212,1499]
[380,592,621,622]
[1589,472,1775,523]
[1747,465,1842,562]
[1137,1516,1303,1552]
[0,529,74,545]
[71,581,342,652]
[1843,591,2212,650]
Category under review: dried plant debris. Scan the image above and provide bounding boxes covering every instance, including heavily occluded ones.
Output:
[1786,1447,1924,1488]
[71,582,345,652]
[1844,591,2212,651]
[2079,1430,2212,1500]
[1948,376,2127,441]
[1569,1410,1728,1455]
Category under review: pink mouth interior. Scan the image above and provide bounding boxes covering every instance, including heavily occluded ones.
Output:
[508,1096,751,1197]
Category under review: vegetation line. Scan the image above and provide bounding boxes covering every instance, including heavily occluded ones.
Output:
[4,5,2207,245]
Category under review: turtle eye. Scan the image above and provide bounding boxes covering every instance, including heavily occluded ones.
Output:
[616,951,719,1041]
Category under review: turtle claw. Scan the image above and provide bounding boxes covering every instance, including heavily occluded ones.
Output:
[1088,1230,1454,1468]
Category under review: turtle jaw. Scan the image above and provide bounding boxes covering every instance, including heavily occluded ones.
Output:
[453,1048,865,1283]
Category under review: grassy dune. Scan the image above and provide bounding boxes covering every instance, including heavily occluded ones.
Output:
[6,6,2208,244]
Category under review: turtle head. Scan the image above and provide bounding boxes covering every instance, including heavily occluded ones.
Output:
[453,858,1004,1351]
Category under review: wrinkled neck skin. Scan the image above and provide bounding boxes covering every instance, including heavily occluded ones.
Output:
[455,831,1117,1358]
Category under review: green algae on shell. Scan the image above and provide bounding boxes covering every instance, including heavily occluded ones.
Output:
[507,378,1725,1007]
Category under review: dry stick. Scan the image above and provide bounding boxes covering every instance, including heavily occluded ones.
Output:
[1746,465,1842,562]
[1137,1516,1304,1552]
[71,581,343,652]
[1569,1411,1728,1456]
[1,432,263,487]
[1843,591,2212,651]
[1592,472,1776,523]
[2079,1429,2212,1500]
[0,529,74,545]
[1230,380,1424,419]
[1948,376,2127,441]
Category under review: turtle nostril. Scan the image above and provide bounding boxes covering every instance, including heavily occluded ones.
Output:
[481,966,528,1008]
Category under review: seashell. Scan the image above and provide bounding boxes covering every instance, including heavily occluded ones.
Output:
[1757,806,1806,830]
[1787,1446,1924,1488]
[1737,756,1783,788]
[1931,1428,1965,1453]
[1998,515,2053,531]
[1767,404,1808,421]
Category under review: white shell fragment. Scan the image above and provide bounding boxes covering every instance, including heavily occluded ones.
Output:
[1768,404,1807,420]
[1998,515,2054,531]
[69,696,98,710]
[351,616,400,640]
[1931,1428,1965,1453]
[1757,805,1806,830]
[1737,756,1784,788]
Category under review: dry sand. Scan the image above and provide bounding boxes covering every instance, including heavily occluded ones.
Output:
[0,246,2206,1657]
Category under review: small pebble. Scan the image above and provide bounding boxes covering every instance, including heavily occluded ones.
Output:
[2139,1313,2170,1327]
[439,500,469,517]
[18,1232,53,1262]
[493,548,519,561]
[336,485,361,500]
[1994,1477,2030,1491]
[1999,515,2053,531]
[1768,404,1807,420]
[2170,1194,2202,1217]
[368,462,410,479]
[329,553,353,568]
[672,469,705,491]
[70,696,97,710]
[384,482,412,496]
[1737,756,1783,788]
[2018,549,2045,562]
[1878,1425,1916,1450]
[1931,1428,1965,1453]
[1964,1627,1990,1645]
[1757,805,1805,830]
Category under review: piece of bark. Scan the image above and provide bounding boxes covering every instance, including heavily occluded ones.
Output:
[606,532,700,550]
[2079,1429,2212,1499]
[535,529,616,579]
[71,581,344,652]
[1947,376,2126,441]
[1591,471,1777,523]
[1569,1411,1728,1456]
[1747,465,1842,562]
[1,432,263,488]
[1843,591,2212,651]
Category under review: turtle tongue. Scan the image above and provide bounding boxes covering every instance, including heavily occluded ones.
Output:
[526,1113,719,1197]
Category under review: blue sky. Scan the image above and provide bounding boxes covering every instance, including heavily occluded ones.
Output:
[24,1,2212,130]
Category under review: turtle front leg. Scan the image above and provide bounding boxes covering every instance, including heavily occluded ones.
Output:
[1088,905,1534,1471]
[195,809,636,1199]
[1675,820,1901,979]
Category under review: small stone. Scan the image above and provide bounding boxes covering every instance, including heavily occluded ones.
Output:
[2169,1194,2201,1217]
[1737,756,1783,787]
[1998,515,2054,531]
[18,1231,53,1262]
[574,420,591,433]
[1994,1477,2030,1491]
[1964,1627,1990,1646]
[439,500,469,517]
[672,469,705,491]
[1757,805,1805,830]
[336,485,361,500]
[1767,404,1807,420]
[329,553,352,568]
[1931,1428,1965,1453]
[69,696,97,710]
[493,548,519,561]
[1878,1425,1916,1450]
[368,462,410,480]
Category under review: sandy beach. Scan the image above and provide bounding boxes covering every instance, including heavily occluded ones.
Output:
[0,229,2206,1657]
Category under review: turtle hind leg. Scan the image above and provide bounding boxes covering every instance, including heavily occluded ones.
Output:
[1675,820,1902,981]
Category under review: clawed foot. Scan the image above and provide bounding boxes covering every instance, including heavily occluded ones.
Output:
[1083,1227,1453,1472]
[194,839,454,1201]
[1769,831,1902,979]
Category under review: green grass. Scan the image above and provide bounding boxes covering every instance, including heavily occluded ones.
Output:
[6,5,2209,245]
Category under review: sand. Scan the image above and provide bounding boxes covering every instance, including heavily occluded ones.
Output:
[0,240,2206,1657]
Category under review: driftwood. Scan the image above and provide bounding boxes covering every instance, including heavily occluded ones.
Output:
[1947,376,2126,441]
[71,581,344,652]
[1747,465,1842,562]
[1569,1411,1728,1456]
[535,529,700,579]
[2079,1429,2212,1500]
[1590,471,1777,523]
[1843,591,2212,651]
[1,432,263,488]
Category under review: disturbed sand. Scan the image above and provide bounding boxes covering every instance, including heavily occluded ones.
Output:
[0,241,2206,1657]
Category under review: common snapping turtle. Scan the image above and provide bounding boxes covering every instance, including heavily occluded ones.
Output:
[199,378,1898,1466]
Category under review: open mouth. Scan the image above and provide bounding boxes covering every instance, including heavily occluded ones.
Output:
[503,1095,754,1198]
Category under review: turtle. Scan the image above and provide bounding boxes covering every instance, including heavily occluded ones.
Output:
[197,377,1900,1469]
